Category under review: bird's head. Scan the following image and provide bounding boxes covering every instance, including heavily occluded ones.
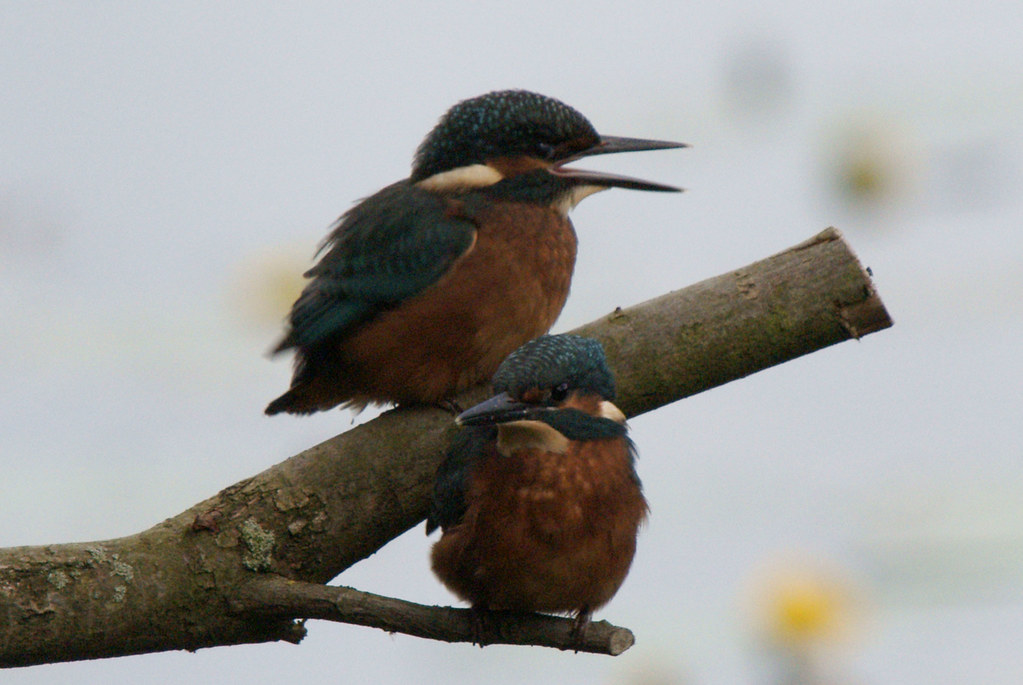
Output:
[457,334,626,446]
[411,90,685,206]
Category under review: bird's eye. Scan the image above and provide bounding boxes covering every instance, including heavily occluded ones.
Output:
[537,142,557,160]
[550,382,569,403]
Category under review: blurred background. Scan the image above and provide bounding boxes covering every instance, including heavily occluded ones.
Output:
[2,2,1021,683]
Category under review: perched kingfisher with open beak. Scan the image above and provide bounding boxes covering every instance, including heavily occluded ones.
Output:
[266,89,684,415]
[427,334,647,637]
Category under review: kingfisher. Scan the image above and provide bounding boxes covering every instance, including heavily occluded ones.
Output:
[427,334,647,637]
[266,89,684,415]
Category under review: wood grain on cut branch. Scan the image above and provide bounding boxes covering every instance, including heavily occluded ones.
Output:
[0,228,892,667]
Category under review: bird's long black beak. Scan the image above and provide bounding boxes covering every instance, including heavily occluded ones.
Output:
[551,135,687,192]
[456,392,548,427]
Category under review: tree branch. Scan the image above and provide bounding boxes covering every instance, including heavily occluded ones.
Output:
[232,576,635,655]
[0,228,891,667]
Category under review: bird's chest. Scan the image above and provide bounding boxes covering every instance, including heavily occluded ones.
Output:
[475,441,636,541]
[470,202,578,303]
[423,201,577,366]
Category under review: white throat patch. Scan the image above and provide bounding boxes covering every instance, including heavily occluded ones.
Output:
[554,184,607,216]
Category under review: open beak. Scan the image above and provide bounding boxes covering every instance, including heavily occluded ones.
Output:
[456,392,548,426]
[550,135,687,192]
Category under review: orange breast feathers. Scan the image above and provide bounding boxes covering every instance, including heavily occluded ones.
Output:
[430,432,647,614]
[330,201,578,407]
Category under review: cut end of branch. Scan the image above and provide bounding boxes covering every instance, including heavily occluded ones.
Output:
[791,225,843,251]
[838,290,893,339]
[462,611,635,656]
[603,622,636,656]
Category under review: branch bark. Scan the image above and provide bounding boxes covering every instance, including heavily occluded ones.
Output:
[231,576,635,655]
[0,227,891,667]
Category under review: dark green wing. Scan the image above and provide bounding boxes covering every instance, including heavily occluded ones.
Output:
[275,180,477,351]
[426,425,496,534]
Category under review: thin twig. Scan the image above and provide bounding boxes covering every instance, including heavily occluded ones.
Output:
[231,576,635,656]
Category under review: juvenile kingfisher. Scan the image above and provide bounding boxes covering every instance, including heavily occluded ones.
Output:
[266,89,684,415]
[427,334,647,636]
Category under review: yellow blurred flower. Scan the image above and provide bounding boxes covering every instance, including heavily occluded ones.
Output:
[821,113,921,213]
[744,554,865,650]
[227,245,309,332]
[765,571,847,644]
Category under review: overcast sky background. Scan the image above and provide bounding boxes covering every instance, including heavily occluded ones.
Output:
[3,2,1023,683]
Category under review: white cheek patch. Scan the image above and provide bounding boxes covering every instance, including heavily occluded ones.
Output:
[416,164,504,192]
[496,420,570,456]
[598,400,626,424]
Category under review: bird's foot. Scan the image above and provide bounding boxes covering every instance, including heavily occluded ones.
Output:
[469,606,493,647]
[569,608,592,646]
